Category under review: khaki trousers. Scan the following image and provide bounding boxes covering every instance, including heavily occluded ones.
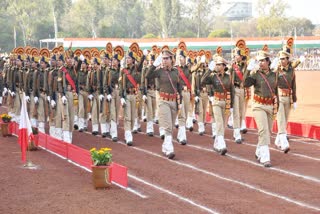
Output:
[91,92,100,126]
[146,89,157,121]
[252,103,273,146]
[233,87,245,129]
[136,91,143,120]
[198,91,208,123]
[78,90,88,119]
[212,99,227,136]
[13,92,22,116]
[124,94,136,131]
[110,88,120,122]
[178,90,190,126]
[62,91,74,132]
[55,94,64,129]
[158,100,177,136]
[277,96,291,134]
[37,93,47,123]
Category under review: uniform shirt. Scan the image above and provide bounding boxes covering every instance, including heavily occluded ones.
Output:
[48,67,58,100]
[77,69,88,92]
[36,68,49,96]
[201,70,234,107]
[104,67,120,94]
[120,64,141,97]
[177,64,192,88]
[192,67,208,96]
[229,62,248,88]
[141,65,156,93]
[25,68,34,96]
[277,63,297,102]
[87,69,103,94]
[244,69,278,98]
[146,65,181,95]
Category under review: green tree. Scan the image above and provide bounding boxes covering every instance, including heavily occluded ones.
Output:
[256,0,289,37]
[208,29,230,38]
[142,33,157,38]
[188,0,220,38]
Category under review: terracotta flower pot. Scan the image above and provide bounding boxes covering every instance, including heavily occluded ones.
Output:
[1,123,10,137]
[91,165,112,189]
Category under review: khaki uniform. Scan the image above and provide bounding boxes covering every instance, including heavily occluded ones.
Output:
[87,68,103,135]
[192,64,208,134]
[202,69,234,154]
[119,64,142,144]
[99,65,109,136]
[146,64,181,156]
[11,66,24,122]
[6,64,15,115]
[176,64,192,143]
[47,66,58,137]
[275,63,296,151]
[77,68,89,131]
[34,68,49,132]
[244,68,278,165]
[229,62,249,142]
[104,67,121,141]
[141,65,157,135]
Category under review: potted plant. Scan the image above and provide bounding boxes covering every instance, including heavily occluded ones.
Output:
[0,113,12,137]
[90,147,113,188]
[1,113,12,123]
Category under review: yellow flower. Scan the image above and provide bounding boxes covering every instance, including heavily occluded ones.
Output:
[103,147,112,151]
[90,148,97,152]
[98,150,104,154]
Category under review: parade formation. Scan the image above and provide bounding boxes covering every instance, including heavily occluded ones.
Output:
[0,38,299,167]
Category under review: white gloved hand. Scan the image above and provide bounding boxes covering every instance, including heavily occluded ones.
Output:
[99,94,104,101]
[3,87,7,96]
[11,91,15,97]
[195,96,200,103]
[120,98,126,106]
[209,96,214,103]
[50,100,56,108]
[247,58,257,71]
[47,96,51,102]
[293,102,297,110]
[25,96,30,103]
[153,54,162,67]
[107,94,112,101]
[200,55,206,63]
[143,49,148,56]
[34,96,39,104]
[142,95,147,102]
[120,58,126,69]
[208,61,215,71]
[88,94,93,100]
[79,54,85,61]
[270,57,279,70]
[61,96,67,104]
[230,108,234,113]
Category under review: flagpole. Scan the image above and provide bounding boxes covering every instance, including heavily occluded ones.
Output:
[20,92,38,169]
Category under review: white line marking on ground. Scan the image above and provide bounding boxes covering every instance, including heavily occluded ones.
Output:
[240,142,320,162]
[81,128,320,211]
[36,145,147,199]
[128,174,219,214]
[121,142,320,212]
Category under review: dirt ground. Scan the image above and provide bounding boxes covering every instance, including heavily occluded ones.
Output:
[0,71,319,214]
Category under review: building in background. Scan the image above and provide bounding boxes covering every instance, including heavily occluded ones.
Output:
[217,0,252,21]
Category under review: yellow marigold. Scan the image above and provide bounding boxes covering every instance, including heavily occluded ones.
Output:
[90,148,97,152]
[98,150,104,154]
